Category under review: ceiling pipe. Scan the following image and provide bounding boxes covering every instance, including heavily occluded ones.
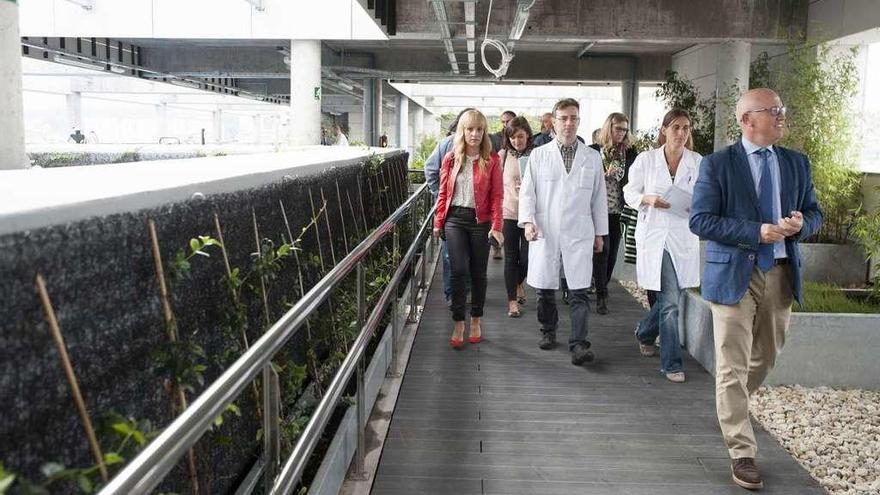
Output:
[428,0,460,75]
[576,42,596,59]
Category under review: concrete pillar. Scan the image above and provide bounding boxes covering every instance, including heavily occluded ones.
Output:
[348,108,366,144]
[213,109,223,143]
[621,80,639,131]
[289,40,322,145]
[372,78,383,146]
[66,92,83,132]
[0,1,27,169]
[397,95,409,155]
[156,102,168,141]
[252,115,262,143]
[714,40,750,150]
[413,106,424,143]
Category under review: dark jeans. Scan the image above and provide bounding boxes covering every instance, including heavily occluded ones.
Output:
[441,239,451,298]
[592,213,622,297]
[536,288,591,350]
[502,219,528,301]
[444,206,490,322]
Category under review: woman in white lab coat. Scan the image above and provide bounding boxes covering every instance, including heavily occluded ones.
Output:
[623,108,701,383]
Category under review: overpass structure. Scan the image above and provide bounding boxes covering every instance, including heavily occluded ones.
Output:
[5,0,879,170]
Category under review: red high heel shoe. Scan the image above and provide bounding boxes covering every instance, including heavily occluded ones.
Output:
[468,335,482,344]
[450,337,464,349]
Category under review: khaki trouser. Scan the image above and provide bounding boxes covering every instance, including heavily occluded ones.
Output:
[709,264,793,459]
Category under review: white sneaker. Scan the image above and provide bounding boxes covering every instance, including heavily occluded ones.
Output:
[665,371,685,383]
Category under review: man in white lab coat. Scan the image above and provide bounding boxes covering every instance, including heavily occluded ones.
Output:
[332,125,349,146]
[519,98,609,365]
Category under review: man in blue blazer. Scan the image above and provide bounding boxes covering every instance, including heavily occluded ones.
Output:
[690,88,822,490]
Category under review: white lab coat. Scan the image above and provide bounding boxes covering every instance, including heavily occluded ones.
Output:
[334,133,349,146]
[622,145,702,291]
[518,142,609,290]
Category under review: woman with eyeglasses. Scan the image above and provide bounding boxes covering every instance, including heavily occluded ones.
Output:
[434,109,504,348]
[623,108,702,383]
[500,116,534,317]
[589,113,638,315]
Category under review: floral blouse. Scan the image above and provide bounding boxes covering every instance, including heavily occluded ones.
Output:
[601,144,627,215]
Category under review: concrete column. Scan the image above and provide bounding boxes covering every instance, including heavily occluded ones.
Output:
[213,109,223,143]
[714,40,750,150]
[0,1,27,169]
[372,78,383,146]
[621,80,639,131]
[413,106,424,143]
[156,102,168,141]
[66,92,83,132]
[289,40,322,145]
[348,108,366,144]
[252,114,262,143]
[397,95,409,155]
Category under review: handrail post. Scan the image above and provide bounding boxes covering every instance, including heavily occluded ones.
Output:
[388,228,402,378]
[262,364,280,489]
[350,262,368,480]
[407,202,419,323]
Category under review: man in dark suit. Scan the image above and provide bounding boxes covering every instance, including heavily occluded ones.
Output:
[532,112,554,147]
[690,88,822,491]
[490,110,516,152]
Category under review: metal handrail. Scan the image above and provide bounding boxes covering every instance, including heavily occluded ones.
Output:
[271,197,436,494]
[98,182,433,495]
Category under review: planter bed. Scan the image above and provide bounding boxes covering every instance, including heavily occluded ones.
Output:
[680,290,880,389]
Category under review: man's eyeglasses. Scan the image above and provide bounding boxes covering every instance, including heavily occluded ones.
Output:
[554,116,580,123]
[747,106,787,117]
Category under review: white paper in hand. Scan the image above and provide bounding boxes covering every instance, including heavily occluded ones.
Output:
[661,185,693,219]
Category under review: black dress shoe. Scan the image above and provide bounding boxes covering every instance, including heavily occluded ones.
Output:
[539,332,556,350]
[571,342,595,365]
[596,295,608,315]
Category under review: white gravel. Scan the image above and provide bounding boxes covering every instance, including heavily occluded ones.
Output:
[751,386,880,495]
[617,280,880,494]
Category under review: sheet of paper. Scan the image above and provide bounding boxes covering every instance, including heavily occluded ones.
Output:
[660,185,693,218]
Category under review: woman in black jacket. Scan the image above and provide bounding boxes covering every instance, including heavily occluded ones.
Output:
[589,113,638,314]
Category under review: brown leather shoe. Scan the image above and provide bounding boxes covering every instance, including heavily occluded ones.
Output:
[731,457,764,490]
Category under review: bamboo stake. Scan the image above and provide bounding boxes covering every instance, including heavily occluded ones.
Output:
[213,213,262,416]
[334,179,349,254]
[307,188,326,273]
[212,212,251,349]
[147,220,201,495]
[346,190,362,238]
[35,274,109,482]
[148,220,177,342]
[320,188,337,266]
[279,200,323,398]
[356,175,369,232]
[252,208,272,328]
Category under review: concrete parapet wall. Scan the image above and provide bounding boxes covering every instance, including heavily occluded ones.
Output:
[680,290,880,390]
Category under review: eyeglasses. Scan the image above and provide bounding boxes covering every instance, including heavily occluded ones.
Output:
[612,126,629,133]
[554,116,580,123]
[747,106,787,117]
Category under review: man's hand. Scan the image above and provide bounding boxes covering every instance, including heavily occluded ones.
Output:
[489,229,504,247]
[641,194,670,209]
[760,223,786,243]
[593,236,604,253]
[778,211,803,237]
[524,222,539,241]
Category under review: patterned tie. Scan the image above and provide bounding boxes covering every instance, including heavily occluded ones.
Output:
[756,148,775,272]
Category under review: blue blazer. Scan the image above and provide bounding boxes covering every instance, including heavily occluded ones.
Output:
[689,141,822,305]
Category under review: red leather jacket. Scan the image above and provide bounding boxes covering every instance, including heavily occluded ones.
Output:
[434,151,503,232]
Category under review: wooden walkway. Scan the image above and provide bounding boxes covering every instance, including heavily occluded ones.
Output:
[371,259,823,494]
